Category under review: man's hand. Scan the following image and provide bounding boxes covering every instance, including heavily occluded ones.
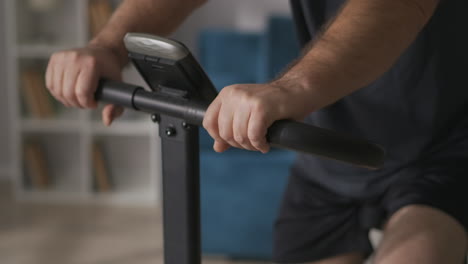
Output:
[203,81,315,153]
[46,45,124,126]
[45,0,208,126]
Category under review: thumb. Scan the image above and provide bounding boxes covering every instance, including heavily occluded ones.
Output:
[102,104,124,126]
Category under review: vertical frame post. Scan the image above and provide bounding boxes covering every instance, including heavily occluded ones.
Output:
[159,115,201,264]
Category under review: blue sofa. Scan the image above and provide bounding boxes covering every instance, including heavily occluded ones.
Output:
[199,16,299,260]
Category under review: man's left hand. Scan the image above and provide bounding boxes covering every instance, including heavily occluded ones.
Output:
[203,81,314,154]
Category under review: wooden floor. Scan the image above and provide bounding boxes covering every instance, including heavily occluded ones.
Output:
[0,182,266,264]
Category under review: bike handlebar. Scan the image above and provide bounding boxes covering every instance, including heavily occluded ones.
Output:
[95,79,385,169]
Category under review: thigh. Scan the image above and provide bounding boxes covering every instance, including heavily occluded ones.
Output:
[373,205,467,264]
[273,173,372,263]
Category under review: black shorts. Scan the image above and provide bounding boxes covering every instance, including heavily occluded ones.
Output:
[273,157,468,263]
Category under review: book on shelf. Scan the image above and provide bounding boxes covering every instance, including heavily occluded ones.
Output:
[92,142,112,192]
[23,141,51,189]
[20,69,55,119]
[88,0,114,38]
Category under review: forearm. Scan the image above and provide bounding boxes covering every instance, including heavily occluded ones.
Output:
[89,0,206,67]
[279,0,439,112]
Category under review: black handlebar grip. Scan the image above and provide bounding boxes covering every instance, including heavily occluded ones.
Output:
[95,79,386,169]
[94,79,142,109]
[267,120,385,169]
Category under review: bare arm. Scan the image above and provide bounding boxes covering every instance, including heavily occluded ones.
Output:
[277,0,440,112]
[204,0,440,153]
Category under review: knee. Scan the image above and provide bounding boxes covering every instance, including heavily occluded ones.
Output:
[385,205,467,242]
[373,205,467,264]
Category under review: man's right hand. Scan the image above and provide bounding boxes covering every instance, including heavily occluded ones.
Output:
[45,45,124,126]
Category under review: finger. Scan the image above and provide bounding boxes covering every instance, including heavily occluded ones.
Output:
[102,104,124,126]
[75,57,98,108]
[214,140,230,153]
[53,56,68,107]
[203,99,224,144]
[248,110,271,154]
[45,57,54,92]
[62,67,81,108]
[111,105,124,119]
[45,57,58,100]
[218,103,242,149]
[232,107,256,151]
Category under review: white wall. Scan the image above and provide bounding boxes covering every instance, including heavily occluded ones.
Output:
[235,0,291,31]
[0,0,11,180]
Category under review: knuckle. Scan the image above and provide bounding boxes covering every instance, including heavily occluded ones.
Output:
[229,84,242,91]
[75,88,89,103]
[234,135,246,144]
[54,87,62,98]
[75,87,87,97]
[251,98,265,110]
[46,81,54,91]
[48,89,57,99]
[83,56,97,68]
[204,127,219,142]
[242,90,253,100]
[51,52,64,61]
[202,119,209,130]
[63,90,74,101]
[253,109,267,123]
[48,54,56,65]
[219,130,232,141]
[250,140,263,149]
[65,51,80,62]
[248,132,263,143]
[232,142,242,149]
[45,78,51,90]
[219,129,227,139]
[218,87,229,97]
[202,117,214,131]
[226,84,243,95]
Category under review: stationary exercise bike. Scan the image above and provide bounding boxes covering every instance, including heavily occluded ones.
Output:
[94,33,385,264]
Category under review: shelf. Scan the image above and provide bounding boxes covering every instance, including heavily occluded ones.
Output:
[91,135,154,196]
[16,189,156,206]
[91,192,157,206]
[16,0,83,46]
[91,120,156,136]
[17,44,76,58]
[22,132,84,193]
[21,119,83,133]
[8,0,160,206]
[16,189,89,203]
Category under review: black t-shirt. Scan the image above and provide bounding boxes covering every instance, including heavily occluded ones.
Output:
[289,0,468,197]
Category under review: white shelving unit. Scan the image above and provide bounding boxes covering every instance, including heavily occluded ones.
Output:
[5,0,161,206]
